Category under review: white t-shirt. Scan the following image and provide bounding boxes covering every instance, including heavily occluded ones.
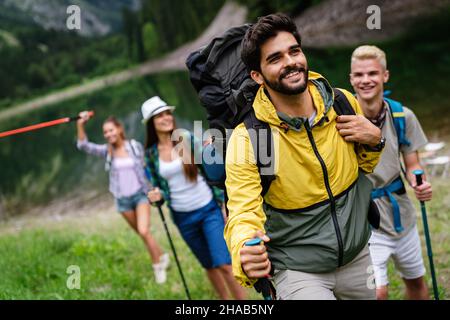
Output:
[159,157,213,212]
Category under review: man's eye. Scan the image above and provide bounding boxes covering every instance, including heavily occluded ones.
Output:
[269,57,280,63]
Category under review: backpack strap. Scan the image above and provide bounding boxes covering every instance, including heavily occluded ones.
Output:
[243,110,275,197]
[129,139,140,158]
[384,97,411,147]
[371,176,406,233]
[105,152,112,171]
[332,88,356,116]
[105,144,113,171]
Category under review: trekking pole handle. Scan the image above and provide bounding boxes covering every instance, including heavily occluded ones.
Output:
[148,187,165,207]
[245,237,263,246]
[154,200,164,207]
[413,169,424,187]
[70,110,94,122]
[245,237,273,300]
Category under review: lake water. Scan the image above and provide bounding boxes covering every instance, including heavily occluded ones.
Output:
[0,72,207,217]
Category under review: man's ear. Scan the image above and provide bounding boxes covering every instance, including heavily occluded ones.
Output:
[349,73,355,87]
[250,70,264,85]
[383,69,390,83]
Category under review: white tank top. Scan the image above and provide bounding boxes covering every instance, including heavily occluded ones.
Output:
[113,156,142,197]
[159,157,213,212]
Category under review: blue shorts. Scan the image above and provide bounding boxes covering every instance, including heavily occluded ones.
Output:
[172,199,231,269]
[115,190,148,213]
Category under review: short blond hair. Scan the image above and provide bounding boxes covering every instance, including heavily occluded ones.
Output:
[351,45,387,70]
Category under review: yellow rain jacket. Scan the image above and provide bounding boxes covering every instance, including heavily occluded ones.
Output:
[224,71,382,287]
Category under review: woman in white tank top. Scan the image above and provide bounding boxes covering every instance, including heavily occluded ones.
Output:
[141,96,246,300]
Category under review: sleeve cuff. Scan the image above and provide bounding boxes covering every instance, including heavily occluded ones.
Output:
[76,138,88,149]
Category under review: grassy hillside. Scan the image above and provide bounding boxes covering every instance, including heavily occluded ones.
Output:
[0,205,256,299]
[0,180,447,299]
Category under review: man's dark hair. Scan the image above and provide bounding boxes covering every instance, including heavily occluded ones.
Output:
[241,13,301,72]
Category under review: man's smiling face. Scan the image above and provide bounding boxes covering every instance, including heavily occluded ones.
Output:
[251,31,309,95]
[350,58,389,102]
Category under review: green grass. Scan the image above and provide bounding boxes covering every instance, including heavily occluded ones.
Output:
[0,206,258,300]
[0,176,447,299]
[385,176,450,300]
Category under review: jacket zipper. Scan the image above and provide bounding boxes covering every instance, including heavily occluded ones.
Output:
[304,121,344,267]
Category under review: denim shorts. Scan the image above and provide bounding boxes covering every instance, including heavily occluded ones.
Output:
[172,199,231,269]
[115,190,148,213]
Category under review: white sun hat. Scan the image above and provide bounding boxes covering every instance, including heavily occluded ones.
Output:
[141,96,175,124]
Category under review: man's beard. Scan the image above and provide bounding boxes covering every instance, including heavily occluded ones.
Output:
[263,66,309,95]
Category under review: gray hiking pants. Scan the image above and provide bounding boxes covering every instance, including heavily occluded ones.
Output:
[273,245,376,300]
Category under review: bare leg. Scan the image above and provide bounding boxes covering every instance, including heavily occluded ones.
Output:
[218,264,246,300]
[404,276,429,300]
[376,286,389,300]
[135,203,163,263]
[206,268,230,300]
[122,205,162,263]
[121,210,138,231]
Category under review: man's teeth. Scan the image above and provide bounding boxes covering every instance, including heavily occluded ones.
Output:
[285,71,300,79]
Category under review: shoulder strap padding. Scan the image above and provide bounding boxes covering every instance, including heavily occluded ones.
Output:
[129,139,140,157]
[333,88,356,116]
[243,110,275,197]
[384,97,411,147]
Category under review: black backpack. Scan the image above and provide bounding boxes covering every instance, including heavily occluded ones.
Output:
[185,24,356,197]
[186,26,380,299]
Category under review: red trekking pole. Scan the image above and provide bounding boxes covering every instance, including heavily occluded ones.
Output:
[0,111,94,139]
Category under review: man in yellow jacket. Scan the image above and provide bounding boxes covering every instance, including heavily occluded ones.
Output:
[224,13,384,299]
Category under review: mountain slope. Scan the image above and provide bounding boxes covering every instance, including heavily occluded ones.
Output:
[0,0,141,36]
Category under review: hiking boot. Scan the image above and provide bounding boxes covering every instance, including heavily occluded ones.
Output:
[152,253,170,284]
[160,252,170,270]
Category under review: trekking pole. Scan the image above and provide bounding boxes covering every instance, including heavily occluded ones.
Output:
[0,111,94,139]
[154,199,191,300]
[413,169,439,300]
[245,238,275,300]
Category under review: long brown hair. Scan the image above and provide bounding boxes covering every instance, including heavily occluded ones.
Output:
[145,114,198,183]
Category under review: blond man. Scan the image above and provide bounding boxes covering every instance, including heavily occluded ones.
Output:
[349,45,432,300]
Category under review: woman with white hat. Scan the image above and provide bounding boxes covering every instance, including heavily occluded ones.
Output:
[76,112,170,284]
[142,96,246,299]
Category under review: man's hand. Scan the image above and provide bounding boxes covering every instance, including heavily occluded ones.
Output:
[336,115,382,146]
[240,230,271,278]
[412,180,432,202]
